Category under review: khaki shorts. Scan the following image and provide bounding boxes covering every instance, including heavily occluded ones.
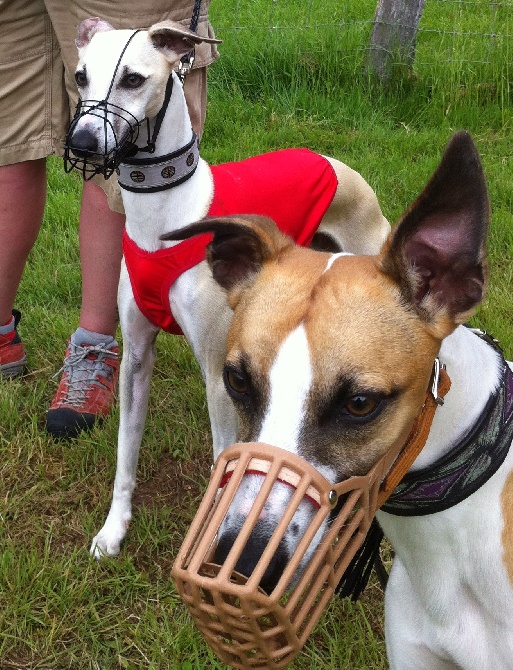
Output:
[0,0,218,212]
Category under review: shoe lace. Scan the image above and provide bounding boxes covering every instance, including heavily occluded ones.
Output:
[52,342,119,406]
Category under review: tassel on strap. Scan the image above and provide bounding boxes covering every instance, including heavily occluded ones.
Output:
[336,518,385,601]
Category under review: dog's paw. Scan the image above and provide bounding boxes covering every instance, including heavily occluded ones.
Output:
[90,517,130,559]
[90,535,119,559]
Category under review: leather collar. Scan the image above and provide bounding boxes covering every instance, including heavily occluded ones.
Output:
[382,341,512,516]
[117,132,199,193]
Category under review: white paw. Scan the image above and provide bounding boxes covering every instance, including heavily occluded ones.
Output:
[90,516,130,559]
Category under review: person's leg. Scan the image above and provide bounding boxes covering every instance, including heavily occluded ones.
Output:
[0,160,47,324]
[78,180,125,336]
[0,0,69,377]
[0,160,47,375]
[46,180,124,438]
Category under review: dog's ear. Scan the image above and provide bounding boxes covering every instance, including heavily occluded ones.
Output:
[76,17,114,50]
[380,130,489,337]
[161,215,292,304]
[149,21,222,64]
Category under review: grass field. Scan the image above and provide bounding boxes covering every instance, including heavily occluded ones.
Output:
[1,1,512,668]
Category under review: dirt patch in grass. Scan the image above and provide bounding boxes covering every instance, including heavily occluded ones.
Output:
[133,450,211,513]
[128,448,213,571]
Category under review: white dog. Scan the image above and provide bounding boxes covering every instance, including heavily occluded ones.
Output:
[168,131,513,670]
[66,18,390,558]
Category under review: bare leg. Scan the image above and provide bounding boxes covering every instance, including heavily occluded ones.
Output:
[46,178,125,438]
[0,159,47,324]
[78,179,125,336]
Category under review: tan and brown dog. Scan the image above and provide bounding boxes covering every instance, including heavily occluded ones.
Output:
[164,131,513,669]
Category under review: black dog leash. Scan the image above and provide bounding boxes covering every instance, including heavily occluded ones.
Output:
[178,0,203,82]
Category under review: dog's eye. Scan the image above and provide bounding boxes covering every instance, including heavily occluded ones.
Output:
[75,70,87,87]
[344,395,379,417]
[121,73,146,89]
[224,367,249,397]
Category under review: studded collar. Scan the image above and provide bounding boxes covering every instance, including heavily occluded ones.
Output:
[117,132,199,193]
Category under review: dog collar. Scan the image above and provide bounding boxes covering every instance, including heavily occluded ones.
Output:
[382,346,513,516]
[117,132,199,193]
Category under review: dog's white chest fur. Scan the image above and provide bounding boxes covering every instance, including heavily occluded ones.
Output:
[382,460,513,669]
[378,331,513,670]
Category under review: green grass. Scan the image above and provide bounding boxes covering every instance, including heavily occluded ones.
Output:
[1,1,512,668]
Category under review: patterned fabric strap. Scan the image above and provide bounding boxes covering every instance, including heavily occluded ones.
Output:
[382,361,513,516]
[118,133,199,193]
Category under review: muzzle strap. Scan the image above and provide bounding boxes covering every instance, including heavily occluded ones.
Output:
[220,458,322,508]
[136,72,175,155]
[377,364,451,507]
[337,362,451,600]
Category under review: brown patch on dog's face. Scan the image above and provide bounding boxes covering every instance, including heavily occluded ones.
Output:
[301,254,440,476]
[224,248,441,479]
[501,469,513,586]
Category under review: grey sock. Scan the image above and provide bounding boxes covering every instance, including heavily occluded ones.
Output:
[71,327,117,349]
[0,315,15,335]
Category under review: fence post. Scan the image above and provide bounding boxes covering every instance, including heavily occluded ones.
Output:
[366,0,427,83]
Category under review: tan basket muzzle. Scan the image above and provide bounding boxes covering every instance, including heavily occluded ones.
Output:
[172,442,399,669]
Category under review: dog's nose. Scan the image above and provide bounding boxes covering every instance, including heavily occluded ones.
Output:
[214,524,289,594]
[68,128,99,157]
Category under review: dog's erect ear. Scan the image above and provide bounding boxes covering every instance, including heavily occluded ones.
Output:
[76,18,114,49]
[149,21,221,64]
[380,130,489,335]
[161,215,292,301]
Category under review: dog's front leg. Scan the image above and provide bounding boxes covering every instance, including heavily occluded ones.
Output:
[91,269,158,558]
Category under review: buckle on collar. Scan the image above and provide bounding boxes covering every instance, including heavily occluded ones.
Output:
[431,357,446,406]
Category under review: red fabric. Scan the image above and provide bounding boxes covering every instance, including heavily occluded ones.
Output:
[123,149,338,334]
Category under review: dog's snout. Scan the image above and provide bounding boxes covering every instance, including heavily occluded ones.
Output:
[214,524,289,595]
[68,127,99,157]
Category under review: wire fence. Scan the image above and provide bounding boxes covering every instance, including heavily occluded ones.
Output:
[211,0,512,85]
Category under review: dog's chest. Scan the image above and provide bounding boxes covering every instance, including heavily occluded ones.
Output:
[383,474,513,668]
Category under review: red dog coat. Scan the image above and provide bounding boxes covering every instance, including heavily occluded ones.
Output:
[122,148,338,335]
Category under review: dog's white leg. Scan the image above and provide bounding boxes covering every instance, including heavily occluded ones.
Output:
[91,266,158,558]
[204,373,238,461]
[170,266,239,460]
[385,559,461,670]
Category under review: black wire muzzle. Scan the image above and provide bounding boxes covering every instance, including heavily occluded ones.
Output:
[63,98,144,180]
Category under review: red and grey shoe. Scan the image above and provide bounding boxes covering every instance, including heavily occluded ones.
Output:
[46,334,119,439]
[0,310,27,377]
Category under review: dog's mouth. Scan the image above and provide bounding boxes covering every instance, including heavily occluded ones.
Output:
[64,99,143,179]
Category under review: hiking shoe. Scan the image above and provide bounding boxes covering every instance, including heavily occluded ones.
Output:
[46,331,119,439]
[0,309,27,377]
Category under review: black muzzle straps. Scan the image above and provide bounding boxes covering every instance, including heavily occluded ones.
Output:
[64,99,143,180]
[63,28,175,181]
